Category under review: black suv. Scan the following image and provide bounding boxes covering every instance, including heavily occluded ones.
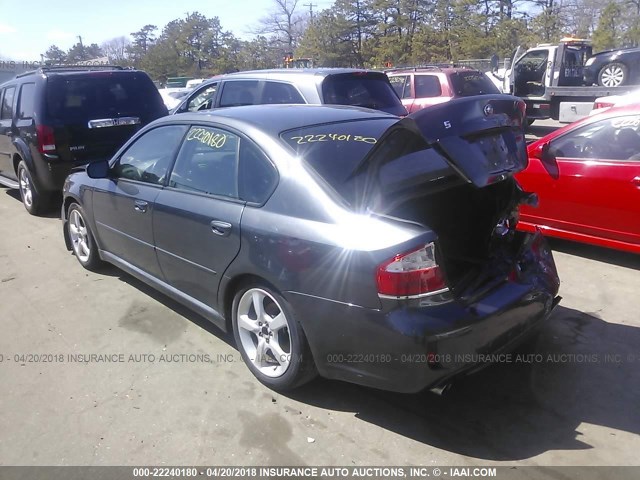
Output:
[0,66,168,214]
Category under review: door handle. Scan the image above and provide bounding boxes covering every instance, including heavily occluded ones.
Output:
[633,176,640,187]
[134,200,148,213]
[210,220,232,236]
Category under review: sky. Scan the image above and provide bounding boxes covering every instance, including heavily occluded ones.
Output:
[0,0,331,61]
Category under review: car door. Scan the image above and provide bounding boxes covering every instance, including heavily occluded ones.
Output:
[0,85,16,177]
[521,114,640,245]
[180,82,219,113]
[91,124,188,277]
[152,125,247,308]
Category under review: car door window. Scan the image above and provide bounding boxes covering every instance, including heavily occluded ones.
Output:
[169,126,240,198]
[415,75,441,98]
[388,75,410,99]
[238,140,277,203]
[187,84,218,112]
[261,81,305,104]
[1,86,15,119]
[112,125,188,184]
[550,115,640,161]
[218,80,260,107]
[18,83,35,119]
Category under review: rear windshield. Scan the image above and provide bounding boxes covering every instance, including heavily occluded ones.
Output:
[449,71,499,97]
[321,73,407,116]
[45,72,166,123]
[281,118,455,206]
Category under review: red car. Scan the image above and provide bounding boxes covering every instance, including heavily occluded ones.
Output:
[516,104,640,254]
[387,67,499,114]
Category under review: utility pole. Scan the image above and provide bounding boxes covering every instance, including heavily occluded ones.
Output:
[303,3,317,23]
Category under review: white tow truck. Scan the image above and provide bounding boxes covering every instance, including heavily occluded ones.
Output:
[491,38,639,123]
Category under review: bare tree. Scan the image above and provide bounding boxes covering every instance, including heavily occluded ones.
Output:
[101,36,131,63]
[253,0,307,52]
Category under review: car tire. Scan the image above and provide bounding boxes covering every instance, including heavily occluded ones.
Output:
[598,62,628,87]
[17,161,49,215]
[67,202,103,271]
[232,283,317,390]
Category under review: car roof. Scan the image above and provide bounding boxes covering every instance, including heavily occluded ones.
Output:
[224,68,386,79]
[387,67,480,75]
[160,104,397,137]
[530,103,640,148]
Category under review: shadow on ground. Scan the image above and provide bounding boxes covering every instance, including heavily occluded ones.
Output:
[548,237,640,271]
[3,188,63,219]
[283,306,640,461]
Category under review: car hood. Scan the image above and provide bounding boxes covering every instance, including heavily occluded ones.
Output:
[351,94,528,206]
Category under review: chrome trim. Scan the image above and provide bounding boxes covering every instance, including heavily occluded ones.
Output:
[378,287,450,300]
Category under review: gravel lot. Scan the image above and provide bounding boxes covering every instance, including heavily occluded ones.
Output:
[1,174,639,466]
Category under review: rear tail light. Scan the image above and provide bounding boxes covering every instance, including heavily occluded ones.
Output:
[377,243,448,297]
[36,125,56,154]
[594,101,614,110]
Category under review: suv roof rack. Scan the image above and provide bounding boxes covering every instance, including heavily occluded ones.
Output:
[16,64,127,78]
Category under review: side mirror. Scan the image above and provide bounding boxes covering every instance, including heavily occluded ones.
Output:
[531,142,559,179]
[86,160,109,179]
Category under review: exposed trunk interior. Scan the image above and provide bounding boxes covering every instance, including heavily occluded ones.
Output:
[385,178,525,293]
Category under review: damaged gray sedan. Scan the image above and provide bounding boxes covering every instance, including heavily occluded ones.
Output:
[61,96,560,392]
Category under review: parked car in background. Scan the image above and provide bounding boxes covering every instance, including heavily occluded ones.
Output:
[584,46,640,87]
[0,65,168,214]
[185,78,206,89]
[158,87,191,110]
[171,69,407,116]
[517,104,640,254]
[61,97,559,393]
[386,66,500,114]
[590,88,640,115]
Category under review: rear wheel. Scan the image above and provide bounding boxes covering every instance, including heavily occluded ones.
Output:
[67,203,103,271]
[598,62,628,87]
[17,161,49,215]
[232,284,316,390]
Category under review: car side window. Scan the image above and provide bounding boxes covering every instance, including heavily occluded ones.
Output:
[169,126,240,198]
[218,80,260,107]
[238,140,277,204]
[261,81,305,104]
[388,75,409,99]
[415,75,441,98]
[187,83,218,112]
[1,86,15,120]
[550,115,640,161]
[18,83,35,119]
[112,125,188,185]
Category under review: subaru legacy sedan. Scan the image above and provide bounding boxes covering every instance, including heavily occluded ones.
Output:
[61,98,560,393]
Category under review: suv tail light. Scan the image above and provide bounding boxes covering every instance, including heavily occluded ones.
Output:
[377,243,447,297]
[36,125,56,154]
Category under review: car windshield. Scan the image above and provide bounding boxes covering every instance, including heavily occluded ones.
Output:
[46,72,164,122]
[321,73,407,116]
[449,71,500,96]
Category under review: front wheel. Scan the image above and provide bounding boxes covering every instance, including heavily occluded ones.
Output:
[232,285,316,390]
[67,203,103,271]
[598,62,628,87]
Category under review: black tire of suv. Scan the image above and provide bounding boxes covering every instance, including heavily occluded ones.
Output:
[67,203,103,271]
[17,161,49,215]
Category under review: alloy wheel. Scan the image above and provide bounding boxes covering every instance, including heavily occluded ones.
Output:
[600,65,625,87]
[19,169,33,208]
[236,288,292,378]
[69,209,91,263]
